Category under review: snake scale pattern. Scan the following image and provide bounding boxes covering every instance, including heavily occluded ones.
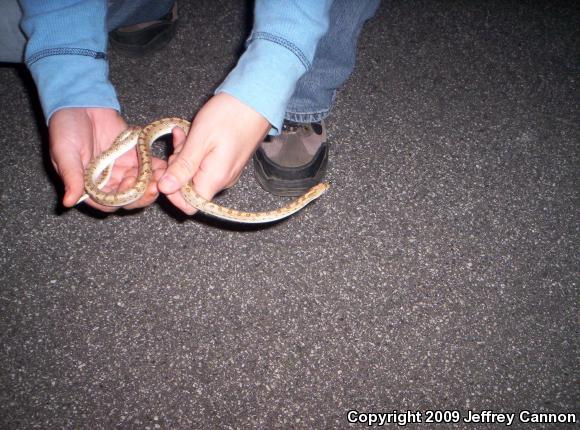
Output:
[78,118,329,223]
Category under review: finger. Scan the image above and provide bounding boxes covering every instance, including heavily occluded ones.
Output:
[103,175,153,211]
[170,126,187,155]
[124,157,169,210]
[225,170,242,189]
[161,159,202,216]
[123,176,160,210]
[85,176,137,213]
[151,156,168,171]
[165,161,229,216]
[167,147,239,215]
[158,126,205,195]
[54,149,88,208]
[190,146,239,200]
[165,188,198,216]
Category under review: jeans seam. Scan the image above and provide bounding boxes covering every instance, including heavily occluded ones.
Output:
[286,108,330,116]
[285,111,329,123]
[250,31,311,70]
[286,90,337,122]
[26,48,107,67]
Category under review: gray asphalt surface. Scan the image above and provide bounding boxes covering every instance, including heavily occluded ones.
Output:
[1,1,578,429]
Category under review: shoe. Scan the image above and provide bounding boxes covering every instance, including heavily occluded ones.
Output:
[109,4,178,55]
[253,120,329,197]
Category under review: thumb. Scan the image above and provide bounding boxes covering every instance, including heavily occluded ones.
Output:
[158,126,204,194]
[56,150,86,207]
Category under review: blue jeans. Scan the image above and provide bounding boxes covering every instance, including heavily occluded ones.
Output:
[0,0,174,63]
[285,0,380,124]
[0,0,379,122]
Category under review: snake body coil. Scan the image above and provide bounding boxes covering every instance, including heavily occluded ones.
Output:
[78,118,329,223]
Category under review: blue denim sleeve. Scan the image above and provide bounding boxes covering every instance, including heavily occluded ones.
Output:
[215,0,333,134]
[19,0,120,123]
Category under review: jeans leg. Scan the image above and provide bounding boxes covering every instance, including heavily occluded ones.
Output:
[106,0,175,31]
[285,0,380,123]
[0,0,26,63]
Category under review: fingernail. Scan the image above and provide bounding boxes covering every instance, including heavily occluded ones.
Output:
[160,174,178,191]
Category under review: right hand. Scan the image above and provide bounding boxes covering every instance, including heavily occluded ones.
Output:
[48,107,166,212]
[158,93,270,215]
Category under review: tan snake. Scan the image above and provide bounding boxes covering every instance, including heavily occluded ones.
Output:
[77,118,329,223]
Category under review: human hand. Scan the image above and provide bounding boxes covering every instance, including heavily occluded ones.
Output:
[49,107,166,212]
[158,93,271,214]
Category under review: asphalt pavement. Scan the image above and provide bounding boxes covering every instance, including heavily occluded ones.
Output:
[0,1,578,428]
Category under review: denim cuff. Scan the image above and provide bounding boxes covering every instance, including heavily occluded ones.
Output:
[285,110,331,124]
[284,89,337,124]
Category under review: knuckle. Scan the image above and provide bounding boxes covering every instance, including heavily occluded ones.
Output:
[213,170,232,189]
[226,171,242,189]
[173,155,195,176]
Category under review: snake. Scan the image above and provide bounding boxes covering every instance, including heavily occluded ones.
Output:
[77,118,329,223]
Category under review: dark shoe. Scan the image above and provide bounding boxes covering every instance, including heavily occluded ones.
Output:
[109,4,178,55]
[253,120,329,197]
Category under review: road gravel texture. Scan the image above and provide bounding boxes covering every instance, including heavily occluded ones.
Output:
[0,1,578,428]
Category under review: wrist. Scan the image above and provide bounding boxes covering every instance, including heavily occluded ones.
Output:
[28,55,120,125]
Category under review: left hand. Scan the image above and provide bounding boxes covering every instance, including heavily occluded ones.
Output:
[49,107,166,212]
[158,93,271,214]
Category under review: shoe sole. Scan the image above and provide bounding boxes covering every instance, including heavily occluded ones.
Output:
[109,21,178,56]
[253,146,329,197]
